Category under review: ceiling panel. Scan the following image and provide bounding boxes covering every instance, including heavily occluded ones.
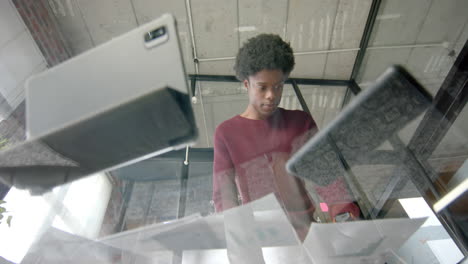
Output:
[197,60,236,75]
[299,85,346,129]
[369,0,432,46]
[453,22,468,55]
[405,47,453,96]
[76,0,138,45]
[131,0,186,25]
[238,0,288,45]
[191,0,238,58]
[291,53,327,78]
[416,0,468,45]
[199,81,243,97]
[302,86,326,129]
[330,0,372,49]
[286,0,340,52]
[198,93,249,147]
[356,48,413,85]
[323,51,357,79]
[277,85,346,130]
[279,85,303,111]
[131,0,195,74]
[210,96,248,132]
[50,1,94,55]
[0,0,25,48]
[0,31,44,86]
[319,86,346,127]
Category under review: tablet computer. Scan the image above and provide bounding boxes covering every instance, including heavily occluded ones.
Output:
[0,14,197,194]
[286,66,432,186]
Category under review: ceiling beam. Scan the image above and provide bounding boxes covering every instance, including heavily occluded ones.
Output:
[342,0,382,108]
[188,74,349,86]
[349,0,382,81]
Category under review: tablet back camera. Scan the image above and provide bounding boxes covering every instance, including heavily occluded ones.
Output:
[144,26,168,48]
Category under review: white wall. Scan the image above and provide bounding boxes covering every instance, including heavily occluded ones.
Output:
[0,0,47,120]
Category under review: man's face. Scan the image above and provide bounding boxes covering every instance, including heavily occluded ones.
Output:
[244,69,287,120]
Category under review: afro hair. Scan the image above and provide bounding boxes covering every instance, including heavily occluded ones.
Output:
[234,34,295,81]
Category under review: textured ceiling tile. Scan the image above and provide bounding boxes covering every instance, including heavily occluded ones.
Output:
[453,23,468,56]
[0,1,25,48]
[0,31,44,85]
[356,48,412,85]
[369,0,432,46]
[131,0,186,25]
[299,85,327,129]
[323,51,357,80]
[279,85,304,111]
[286,0,339,52]
[416,0,468,45]
[210,96,248,129]
[330,0,372,49]
[131,0,195,74]
[191,0,238,58]
[199,81,244,97]
[49,0,94,55]
[197,59,236,75]
[76,0,138,45]
[319,86,346,127]
[290,53,327,78]
[405,47,453,96]
[238,0,288,45]
[197,94,248,147]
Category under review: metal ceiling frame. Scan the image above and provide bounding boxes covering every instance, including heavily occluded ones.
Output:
[341,0,382,108]
[188,74,350,99]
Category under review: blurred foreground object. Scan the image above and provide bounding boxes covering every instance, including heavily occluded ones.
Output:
[0,14,197,195]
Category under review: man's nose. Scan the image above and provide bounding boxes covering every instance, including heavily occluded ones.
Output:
[265,89,276,100]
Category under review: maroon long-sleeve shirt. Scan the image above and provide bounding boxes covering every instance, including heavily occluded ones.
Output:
[212,108,316,219]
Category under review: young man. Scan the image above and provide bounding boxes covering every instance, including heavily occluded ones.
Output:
[212,34,359,240]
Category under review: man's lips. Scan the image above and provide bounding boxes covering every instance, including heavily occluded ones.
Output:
[262,103,277,109]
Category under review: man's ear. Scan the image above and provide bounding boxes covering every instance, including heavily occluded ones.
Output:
[243,79,249,90]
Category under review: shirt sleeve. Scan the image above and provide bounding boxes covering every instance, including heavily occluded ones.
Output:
[212,126,239,212]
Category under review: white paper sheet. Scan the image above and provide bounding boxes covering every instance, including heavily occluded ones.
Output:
[100,194,307,263]
[21,227,151,264]
[303,217,426,264]
[22,194,427,264]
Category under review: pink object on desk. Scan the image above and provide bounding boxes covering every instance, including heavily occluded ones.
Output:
[320,203,329,212]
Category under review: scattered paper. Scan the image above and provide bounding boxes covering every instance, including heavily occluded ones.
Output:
[22,194,427,264]
[303,217,426,264]
[21,227,150,264]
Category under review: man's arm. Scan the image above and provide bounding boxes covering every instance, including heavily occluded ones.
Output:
[212,128,239,212]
